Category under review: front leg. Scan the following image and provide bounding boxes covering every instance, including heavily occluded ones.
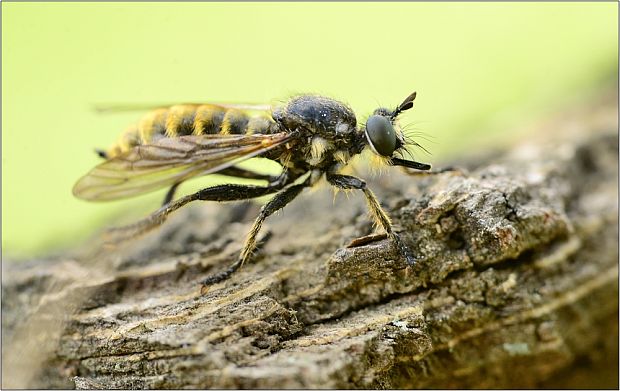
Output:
[326,173,416,266]
[389,157,466,176]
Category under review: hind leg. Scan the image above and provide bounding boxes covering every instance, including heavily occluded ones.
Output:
[160,167,282,206]
[109,172,294,241]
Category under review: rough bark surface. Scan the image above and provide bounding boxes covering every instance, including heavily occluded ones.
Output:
[2,89,618,389]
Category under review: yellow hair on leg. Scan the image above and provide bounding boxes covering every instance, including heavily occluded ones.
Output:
[330,186,354,203]
[362,187,393,232]
[331,186,340,204]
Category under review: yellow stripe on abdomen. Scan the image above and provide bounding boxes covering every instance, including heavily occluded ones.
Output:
[165,105,198,137]
[193,105,226,135]
[245,116,273,134]
[221,109,249,135]
[105,104,277,159]
[107,125,140,158]
[138,108,168,142]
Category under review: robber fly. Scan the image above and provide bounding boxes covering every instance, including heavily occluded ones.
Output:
[73,92,433,290]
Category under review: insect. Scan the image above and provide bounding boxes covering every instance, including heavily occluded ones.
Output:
[73,92,434,291]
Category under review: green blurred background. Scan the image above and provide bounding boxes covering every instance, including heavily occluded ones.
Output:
[2,3,617,257]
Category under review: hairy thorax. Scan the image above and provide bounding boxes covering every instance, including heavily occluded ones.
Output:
[272,95,363,171]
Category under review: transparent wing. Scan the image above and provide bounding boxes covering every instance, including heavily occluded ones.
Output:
[73,132,292,201]
[93,102,273,114]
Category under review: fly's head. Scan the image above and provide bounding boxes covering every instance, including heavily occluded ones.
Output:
[362,92,431,171]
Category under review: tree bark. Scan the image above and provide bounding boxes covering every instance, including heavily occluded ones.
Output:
[2,88,618,389]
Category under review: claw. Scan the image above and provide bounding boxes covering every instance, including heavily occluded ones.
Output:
[403,250,417,266]
[390,232,417,266]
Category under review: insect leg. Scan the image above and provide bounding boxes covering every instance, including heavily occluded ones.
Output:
[326,173,416,266]
[201,180,309,288]
[218,166,276,182]
[161,167,283,206]
[390,158,465,176]
[402,166,466,177]
[108,177,293,241]
[162,182,182,206]
[390,158,431,171]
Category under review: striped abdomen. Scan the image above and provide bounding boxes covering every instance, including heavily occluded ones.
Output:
[106,104,276,158]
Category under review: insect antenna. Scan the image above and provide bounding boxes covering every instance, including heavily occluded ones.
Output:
[390,91,417,120]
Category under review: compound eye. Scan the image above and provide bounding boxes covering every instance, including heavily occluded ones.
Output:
[365,115,396,156]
